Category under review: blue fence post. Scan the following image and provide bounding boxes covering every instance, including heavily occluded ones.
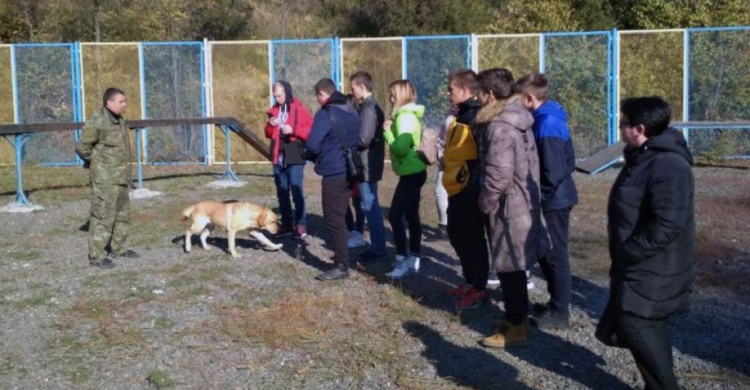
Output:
[539,34,546,73]
[609,28,619,146]
[683,29,691,144]
[12,134,31,205]
[135,127,144,189]
[219,125,240,182]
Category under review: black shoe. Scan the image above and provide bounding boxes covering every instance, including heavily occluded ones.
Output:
[533,308,570,330]
[90,258,116,268]
[116,250,140,259]
[425,224,448,242]
[317,264,349,281]
[358,251,387,264]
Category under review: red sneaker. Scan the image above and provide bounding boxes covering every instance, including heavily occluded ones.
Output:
[273,225,294,239]
[447,283,471,297]
[295,225,308,239]
[455,288,488,309]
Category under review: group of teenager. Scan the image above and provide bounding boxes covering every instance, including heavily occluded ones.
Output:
[265,69,579,343]
[263,69,697,390]
[78,66,695,388]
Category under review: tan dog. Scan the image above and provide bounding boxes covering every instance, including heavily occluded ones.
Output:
[182,200,282,257]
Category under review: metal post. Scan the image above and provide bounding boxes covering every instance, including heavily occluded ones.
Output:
[539,34,546,73]
[13,134,31,205]
[135,127,144,189]
[219,125,240,182]
[470,34,479,72]
[683,29,690,143]
[402,37,408,79]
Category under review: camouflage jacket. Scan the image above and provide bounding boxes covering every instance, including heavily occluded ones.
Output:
[75,107,132,185]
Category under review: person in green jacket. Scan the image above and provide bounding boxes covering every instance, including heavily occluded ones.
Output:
[383,80,427,279]
[75,88,139,268]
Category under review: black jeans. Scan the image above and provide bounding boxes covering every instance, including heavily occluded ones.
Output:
[388,171,426,257]
[322,176,352,266]
[448,188,489,290]
[498,271,528,325]
[616,312,679,390]
[539,207,573,312]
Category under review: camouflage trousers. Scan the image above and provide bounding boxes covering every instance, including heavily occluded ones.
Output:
[88,184,130,263]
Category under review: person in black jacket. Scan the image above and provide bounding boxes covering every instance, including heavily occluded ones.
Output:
[516,73,579,329]
[598,96,696,390]
[349,71,388,263]
[306,78,360,281]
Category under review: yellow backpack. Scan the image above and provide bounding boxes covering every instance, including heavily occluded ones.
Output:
[442,118,478,196]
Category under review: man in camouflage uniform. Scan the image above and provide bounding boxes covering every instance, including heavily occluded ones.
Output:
[75,88,139,268]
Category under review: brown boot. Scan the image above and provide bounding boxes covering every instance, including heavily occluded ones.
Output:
[482,320,529,348]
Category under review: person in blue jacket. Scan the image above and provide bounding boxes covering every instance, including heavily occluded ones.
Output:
[305,78,360,281]
[515,73,579,329]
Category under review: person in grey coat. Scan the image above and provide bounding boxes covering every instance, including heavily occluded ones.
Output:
[349,71,387,263]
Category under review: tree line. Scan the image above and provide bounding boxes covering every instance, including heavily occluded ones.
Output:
[0,0,747,43]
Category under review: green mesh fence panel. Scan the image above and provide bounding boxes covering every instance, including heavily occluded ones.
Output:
[143,43,205,163]
[210,42,270,163]
[15,45,76,165]
[272,40,334,112]
[406,37,470,128]
[81,43,141,161]
[545,34,609,157]
[341,39,402,108]
[0,46,14,165]
[477,36,540,77]
[619,32,684,120]
[688,29,750,159]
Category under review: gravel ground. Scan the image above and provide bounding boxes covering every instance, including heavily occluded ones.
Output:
[0,165,748,389]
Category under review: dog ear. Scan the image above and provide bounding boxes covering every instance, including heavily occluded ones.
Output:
[257,209,267,227]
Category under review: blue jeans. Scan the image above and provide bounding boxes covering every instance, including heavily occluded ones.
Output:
[273,164,306,228]
[358,181,386,255]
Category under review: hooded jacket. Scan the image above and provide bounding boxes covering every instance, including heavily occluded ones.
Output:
[306,91,360,178]
[532,101,579,211]
[264,81,313,165]
[383,102,427,177]
[477,97,550,273]
[356,95,385,182]
[607,128,696,319]
[442,97,483,195]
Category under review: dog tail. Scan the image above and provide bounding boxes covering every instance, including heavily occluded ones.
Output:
[181,205,195,222]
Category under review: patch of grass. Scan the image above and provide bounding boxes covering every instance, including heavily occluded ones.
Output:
[16,289,58,307]
[153,317,177,329]
[68,367,92,384]
[147,369,177,389]
[198,265,232,282]
[166,274,198,289]
[123,287,158,304]
[0,356,16,375]
[8,251,42,262]
[68,298,115,323]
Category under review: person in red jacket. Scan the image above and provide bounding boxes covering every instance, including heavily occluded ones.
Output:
[264,80,313,239]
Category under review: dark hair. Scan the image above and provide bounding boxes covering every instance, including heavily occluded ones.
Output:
[620,96,671,137]
[514,72,548,101]
[449,69,479,94]
[477,68,515,100]
[350,71,373,92]
[103,88,125,106]
[314,78,337,95]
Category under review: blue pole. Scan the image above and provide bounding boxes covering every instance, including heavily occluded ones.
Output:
[14,135,30,205]
[683,29,691,144]
[269,41,275,106]
[136,128,143,189]
[539,34,546,73]
[200,41,208,164]
[219,125,239,182]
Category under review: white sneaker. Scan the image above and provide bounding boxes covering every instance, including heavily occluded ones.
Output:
[526,270,535,290]
[347,231,366,248]
[487,274,500,286]
[387,255,420,279]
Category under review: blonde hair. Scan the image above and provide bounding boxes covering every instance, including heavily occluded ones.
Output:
[388,80,417,115]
